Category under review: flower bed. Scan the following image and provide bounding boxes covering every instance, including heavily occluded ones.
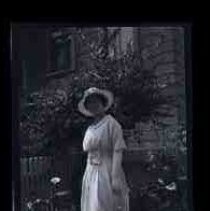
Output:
[124,137,188,211]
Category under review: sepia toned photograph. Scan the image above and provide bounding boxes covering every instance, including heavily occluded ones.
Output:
[11,24,191,211]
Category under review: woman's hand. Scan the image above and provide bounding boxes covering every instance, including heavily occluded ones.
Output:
[112,176,122,194]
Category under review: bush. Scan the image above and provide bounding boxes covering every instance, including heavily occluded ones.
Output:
[20,28,177,155]
[126,124,188,211]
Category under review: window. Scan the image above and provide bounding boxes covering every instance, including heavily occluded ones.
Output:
[47,29,75,77]
[51,35,71,70]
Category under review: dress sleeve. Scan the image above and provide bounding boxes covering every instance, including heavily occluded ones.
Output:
[111,120,127,152]
[83,128,93,152]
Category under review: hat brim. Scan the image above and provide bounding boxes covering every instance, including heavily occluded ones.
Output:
[78,89,114,117]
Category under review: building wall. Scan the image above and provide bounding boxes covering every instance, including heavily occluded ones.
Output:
[19,25,48,95]
[140,27,185,124]
[134,27,186,147]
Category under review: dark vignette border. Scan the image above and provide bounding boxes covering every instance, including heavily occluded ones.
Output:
[1,15,208,211]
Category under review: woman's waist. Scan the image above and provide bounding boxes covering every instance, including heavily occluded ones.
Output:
[87,152,112,166]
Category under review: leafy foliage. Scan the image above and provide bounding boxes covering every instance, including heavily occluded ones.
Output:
[20,27,179,154]
[127,124,188,211]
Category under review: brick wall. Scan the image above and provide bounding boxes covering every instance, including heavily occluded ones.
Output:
[139,27,185,127]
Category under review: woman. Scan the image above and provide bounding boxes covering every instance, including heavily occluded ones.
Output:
[78,87,130,211]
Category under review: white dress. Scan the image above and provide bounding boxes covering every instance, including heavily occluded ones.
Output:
[81,114,130,211]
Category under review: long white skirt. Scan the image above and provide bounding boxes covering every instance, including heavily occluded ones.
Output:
[81,163,129,211]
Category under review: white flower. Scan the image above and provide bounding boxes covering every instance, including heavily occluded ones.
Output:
[148,154,155,161]
[158,83,167,88]
[27,201,33,209]
[90,42,95,48]
[109,49,115,58]
[45,199,50,204]
[97,47,103,54]
[182,137,187,144]
[50,177,61,185]
[35,198,41,203]
[165,182,177,191]
[151,163,156,169]
[47,100,54,105]
[51,31,62,38]
[158,178,165,184]
[180,146,187,152]
[163,166,169,171]
[182,130,186,135]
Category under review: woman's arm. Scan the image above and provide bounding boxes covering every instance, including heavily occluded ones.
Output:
[111,150,123,193]
[112,150,123,178]
[110,118,127,192]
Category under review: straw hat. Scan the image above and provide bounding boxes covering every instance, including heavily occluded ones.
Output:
[78,87,114,117]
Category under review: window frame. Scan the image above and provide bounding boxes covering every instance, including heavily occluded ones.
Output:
[46,30,75,78]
